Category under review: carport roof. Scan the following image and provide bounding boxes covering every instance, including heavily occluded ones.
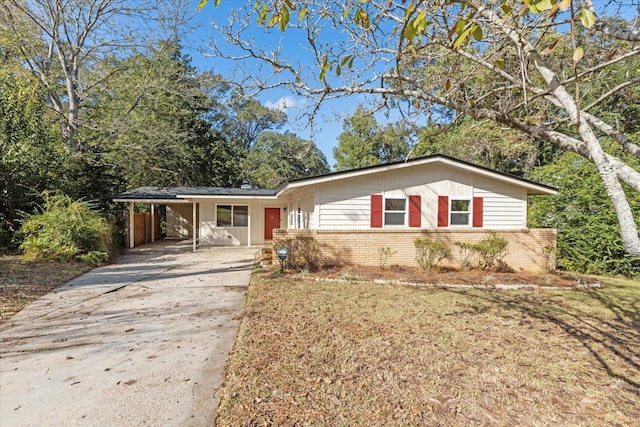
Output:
[113,186,276,203]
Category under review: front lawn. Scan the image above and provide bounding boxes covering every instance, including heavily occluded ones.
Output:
[0,255,93,324]
[216,270,639,426]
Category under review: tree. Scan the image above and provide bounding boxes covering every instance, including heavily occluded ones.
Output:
[1,0,191,151]
[529,150,640,277]
[87,40,222,188]
[334,106,414,170]
[189,132,244,187]
[0,62,66,235]
[221,98,287,151]
[242,131,329,188]
[413,118,561,177]
[206,0,640,257]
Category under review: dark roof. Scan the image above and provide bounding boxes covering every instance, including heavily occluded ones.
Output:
[114,154,557,202]
[114,186,276,200]
[280,154,558,192]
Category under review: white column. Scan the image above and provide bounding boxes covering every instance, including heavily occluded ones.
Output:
[192,202,197,252]
[129,202,135,249]
[150,204,155,242]
[247,205,251,247]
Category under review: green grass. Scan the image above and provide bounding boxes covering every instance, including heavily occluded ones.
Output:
[216,271,640,426]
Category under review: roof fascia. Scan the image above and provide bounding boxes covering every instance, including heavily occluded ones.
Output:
[176,194,278,201]
[112,198,187,204]
[277,156,557,196]
[436,157,557,195]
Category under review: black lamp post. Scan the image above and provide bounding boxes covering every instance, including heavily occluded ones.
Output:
[276,247,288,273]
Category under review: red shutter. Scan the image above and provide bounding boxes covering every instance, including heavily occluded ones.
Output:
[473,197,483,228]
[409,195,421,227]
[371,194,383,228]
[437,196,449,227]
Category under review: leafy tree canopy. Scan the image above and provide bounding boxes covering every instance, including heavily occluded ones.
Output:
[529,150,640,277]
[334,106,414,171]
[243,131,330,188]
[413,118,561,177]
[0,65,66,232]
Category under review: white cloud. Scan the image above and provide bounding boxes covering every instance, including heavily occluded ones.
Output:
[264,96,306,112]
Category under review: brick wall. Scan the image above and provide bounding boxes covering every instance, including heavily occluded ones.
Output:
[272,228,557,272]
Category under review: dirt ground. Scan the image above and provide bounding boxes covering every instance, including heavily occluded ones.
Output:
[0,255,92,323]
[258,246,599,288]
[309,264,599,288]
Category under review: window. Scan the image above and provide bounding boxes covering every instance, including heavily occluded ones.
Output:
[217,205,248,227]
[233,206,248,227]
[450,199,471,226]
[216,205,232,227]
[384,198,406,226]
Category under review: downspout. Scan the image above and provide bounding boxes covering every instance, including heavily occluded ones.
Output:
[129,202,135,249]
[192,201,197,252]
[150,204,155,243]
[247,206,251,247]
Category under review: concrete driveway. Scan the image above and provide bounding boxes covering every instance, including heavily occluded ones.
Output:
[0,241,258,426]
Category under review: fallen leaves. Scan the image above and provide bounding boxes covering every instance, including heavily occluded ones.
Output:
[215,272,639,426]
[1,255,92,322]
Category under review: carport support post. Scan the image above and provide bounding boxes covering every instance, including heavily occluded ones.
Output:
[129,202,135,249]
[192,202,197,252]
[150,204,155,243]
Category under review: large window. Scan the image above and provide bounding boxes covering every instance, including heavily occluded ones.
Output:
[217,205,248,227]
[384,198,406,226]
[450,199,471,226]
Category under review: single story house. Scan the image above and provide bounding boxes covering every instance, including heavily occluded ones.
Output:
[114,154,558,271]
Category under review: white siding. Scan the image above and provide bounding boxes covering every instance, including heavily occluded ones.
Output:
[473,177,527,228]
[284,187,316,229]
[166,204,193,237]
[193,162,532,240]
[308,163,528,230]
[315,164,477,229]
[200,202,248,245]
[318,174,382,229]
[198,200,285,245]
[199,202,220,244]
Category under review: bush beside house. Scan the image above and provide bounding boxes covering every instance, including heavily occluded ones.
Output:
[19,192,112,264]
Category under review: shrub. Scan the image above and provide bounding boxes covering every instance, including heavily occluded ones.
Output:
[528,151,640,278]
[541,245,557,273]
[455,242,474,272]
[470,233,509,271]
[454,234,510,271]
[273,235,320,272]
[77,251,110,265]
[414,237,450,272]
[19,191,112,264]
[378,246,396,269]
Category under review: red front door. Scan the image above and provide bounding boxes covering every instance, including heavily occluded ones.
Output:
[264,207,281,240]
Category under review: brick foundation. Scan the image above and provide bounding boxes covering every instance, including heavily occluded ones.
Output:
[272,228,557,272]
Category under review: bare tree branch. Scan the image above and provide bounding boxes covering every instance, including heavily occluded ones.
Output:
[584,0,640,41]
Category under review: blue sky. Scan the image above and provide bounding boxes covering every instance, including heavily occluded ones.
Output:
[183,1,639,168]
[183,1,362,168]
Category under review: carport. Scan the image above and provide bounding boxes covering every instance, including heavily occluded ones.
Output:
[114,186,280,251]
[113,187,199,251]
